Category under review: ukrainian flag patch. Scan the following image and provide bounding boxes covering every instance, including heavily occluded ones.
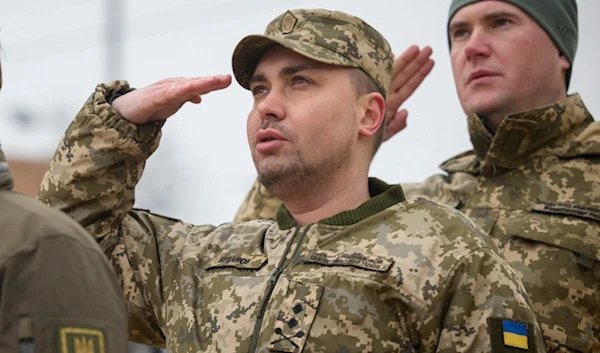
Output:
[502,320,528,349]
[488,318,535,352]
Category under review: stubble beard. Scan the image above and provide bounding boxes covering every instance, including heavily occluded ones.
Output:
[463,81,527,129]
[256,147,350,202]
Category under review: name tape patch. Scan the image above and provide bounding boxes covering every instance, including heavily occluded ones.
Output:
[305,251,393,272]
[207,254,267,270]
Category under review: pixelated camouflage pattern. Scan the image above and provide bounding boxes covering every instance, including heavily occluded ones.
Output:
[234,94,600,352]
[232,8,393,97]
[408,94,600,353]
[234,179,281,223]
[37,81,547,353]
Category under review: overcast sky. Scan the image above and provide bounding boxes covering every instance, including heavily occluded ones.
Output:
[1,0,598,224]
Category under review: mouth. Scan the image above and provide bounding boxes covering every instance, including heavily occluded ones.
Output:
[256,129,285,143]
[255,129,286,153]
[261,136,277,143]
[467,70,499,85]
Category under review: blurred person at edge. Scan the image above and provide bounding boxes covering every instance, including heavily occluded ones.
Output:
[0,50,127,352]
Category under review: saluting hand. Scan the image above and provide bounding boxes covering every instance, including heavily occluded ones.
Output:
[112,75,232,124]
[384,45,434,142]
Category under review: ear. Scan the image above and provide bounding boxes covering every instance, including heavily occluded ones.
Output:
[559,53,570,72]
[357,92,386,138]
[558,53,570,91]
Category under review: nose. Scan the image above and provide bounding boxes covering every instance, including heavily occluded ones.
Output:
[463,30,491,61]
[256,88,285,122]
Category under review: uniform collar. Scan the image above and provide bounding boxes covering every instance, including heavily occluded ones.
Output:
[276,178,405,230]
[468,94,593,171]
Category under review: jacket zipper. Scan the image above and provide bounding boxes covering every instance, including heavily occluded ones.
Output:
[248,224,312,353]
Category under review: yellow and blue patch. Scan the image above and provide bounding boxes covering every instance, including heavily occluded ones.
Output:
[489,318,535,352]
[502,320,528,349]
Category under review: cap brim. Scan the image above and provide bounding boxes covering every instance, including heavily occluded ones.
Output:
[232,34,358,90]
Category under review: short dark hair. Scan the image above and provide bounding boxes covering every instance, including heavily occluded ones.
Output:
[348,68,386,158]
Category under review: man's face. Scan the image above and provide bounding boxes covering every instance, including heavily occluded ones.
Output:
[449,1,570,127]
[246,46,360,196]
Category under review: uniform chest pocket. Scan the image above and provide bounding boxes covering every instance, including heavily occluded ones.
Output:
[198,253,269,302]
[505,202,600,352]
[268,251,405,353]
[507,201,600,263]
[183,253,270,351]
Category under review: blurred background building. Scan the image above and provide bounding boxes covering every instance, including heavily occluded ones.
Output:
[1,0,599,352]
[6,159,47,196]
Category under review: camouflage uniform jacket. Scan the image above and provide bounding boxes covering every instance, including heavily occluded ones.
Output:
[236,94,600,352]
[39,81,547,353]
[402,94,600,353]
[0,147,127,352]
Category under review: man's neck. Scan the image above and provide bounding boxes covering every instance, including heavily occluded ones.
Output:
[481,91,569,133]
[281,173,371,226]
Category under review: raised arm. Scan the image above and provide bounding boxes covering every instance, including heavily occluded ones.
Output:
[38,76,231,346]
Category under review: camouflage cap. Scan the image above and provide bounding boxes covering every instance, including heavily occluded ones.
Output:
[232,9,393,98]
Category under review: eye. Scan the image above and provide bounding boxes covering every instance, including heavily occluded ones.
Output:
[451,28,470,40]
[251,85,268,96]
[493,18,511,28]
[291,76,309,86]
